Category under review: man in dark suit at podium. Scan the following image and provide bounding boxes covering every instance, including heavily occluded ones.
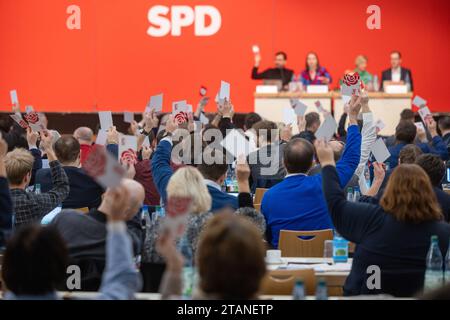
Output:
[252,51,294,91]
[381,51,414,91]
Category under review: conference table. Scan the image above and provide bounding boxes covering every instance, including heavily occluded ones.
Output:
[254,92,413,136]
[266,257,350,296]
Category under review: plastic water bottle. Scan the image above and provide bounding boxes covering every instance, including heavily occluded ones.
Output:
[373,75,379,92]
[178,236,196,298]
[315,278,328,300]
[444,238,450,284]
[346,187,354,202]
[141,205,151,228]
[424,235,444,291]
[333,232,349,264]
[292,279,305,300]
[34,183,41,195]
[404,73,411,92]
[353,187,361,202]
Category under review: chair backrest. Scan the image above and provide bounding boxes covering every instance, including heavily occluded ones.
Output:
[254,188,268,205]
[254,204,261,212]
[261,269,316,296]
[75,207,90,214]
[278,229,334,257]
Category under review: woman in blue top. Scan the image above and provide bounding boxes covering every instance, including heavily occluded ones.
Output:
[315,138,450,297]
[299,52,332,86]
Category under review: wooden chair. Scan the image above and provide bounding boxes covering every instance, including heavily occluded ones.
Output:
[261,269,316,296]
[75,207,90,214]
[254,188,268,205]
[254,204,261,212]
[278,229,334,257]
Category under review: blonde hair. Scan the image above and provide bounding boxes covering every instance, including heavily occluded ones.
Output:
[166,167,212,214]
[4,148,34,185]
[355,55,367,67]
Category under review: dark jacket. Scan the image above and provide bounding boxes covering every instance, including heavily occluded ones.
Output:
[381,67,414,91]
[322,165,450,297]
[51,208,143,291]
[35,166,104,209]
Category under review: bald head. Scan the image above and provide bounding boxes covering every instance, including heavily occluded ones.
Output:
[283,138,315,174]
[121,179,145,220]
[74,127,94,145]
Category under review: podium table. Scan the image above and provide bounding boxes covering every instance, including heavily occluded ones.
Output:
[334,92,413,136]
[254,92,333,134]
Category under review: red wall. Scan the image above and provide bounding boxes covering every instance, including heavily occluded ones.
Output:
[0,0,449,113]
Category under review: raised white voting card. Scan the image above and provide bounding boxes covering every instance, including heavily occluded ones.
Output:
[220,129,256,158]
[219,81,230,105]
[99,111,113,130]
[10,90,18,105]
[147,93,163,113]
[412,96,427,108]
[124,112,134,124]
[371,138,391,163]
[315,114,337,142]
[283,107,297,125]
[95,129,107,146]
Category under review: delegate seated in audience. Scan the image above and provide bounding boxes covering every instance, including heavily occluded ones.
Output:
[0,114,27,152]
[387,118,449,169]
[141,160,265,293]
[35,135,104,209]
[157,213,266,300]
[243,112,262,149]
[1,186,141,300]
[291,112,321,144]
[377,144,423,192]
[0,138,13,249]
[416,154,450,222]
[261,95,362,248]
[134,133,160,206]
[316,138,450,297]
[248,120,286,192]
[438,116,450,151]
[5,131,69,227]
[73,127,94,165]
[385,109,416,148]
[51,179,144,291]
[152,115,238,211]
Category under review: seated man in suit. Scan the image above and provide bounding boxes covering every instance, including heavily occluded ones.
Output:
[248,120,286,193]
[152,116,238,212]
[261,95,362,248]
[35,135,104,209]
[381,51,414,91]
[51,178,144,291]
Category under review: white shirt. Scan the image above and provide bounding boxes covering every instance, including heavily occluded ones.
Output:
[391,67,402,82]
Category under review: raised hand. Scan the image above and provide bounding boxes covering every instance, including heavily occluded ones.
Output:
[314,138,335,167]
[26,127,39,148]
[372,162,386,183]
[236,155,251,194]
[425,116,438,137]
[348,95,362,123]
[156,230,184,273]
[142,146,153,160]
[165,115,179,134]
[106,126,119,145]
[280,124,293,142]
[103,185,131,222]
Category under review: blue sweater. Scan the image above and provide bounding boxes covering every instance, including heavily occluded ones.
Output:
[261,125,361,248]
[152,139,238,212]
[387,137,449,169]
